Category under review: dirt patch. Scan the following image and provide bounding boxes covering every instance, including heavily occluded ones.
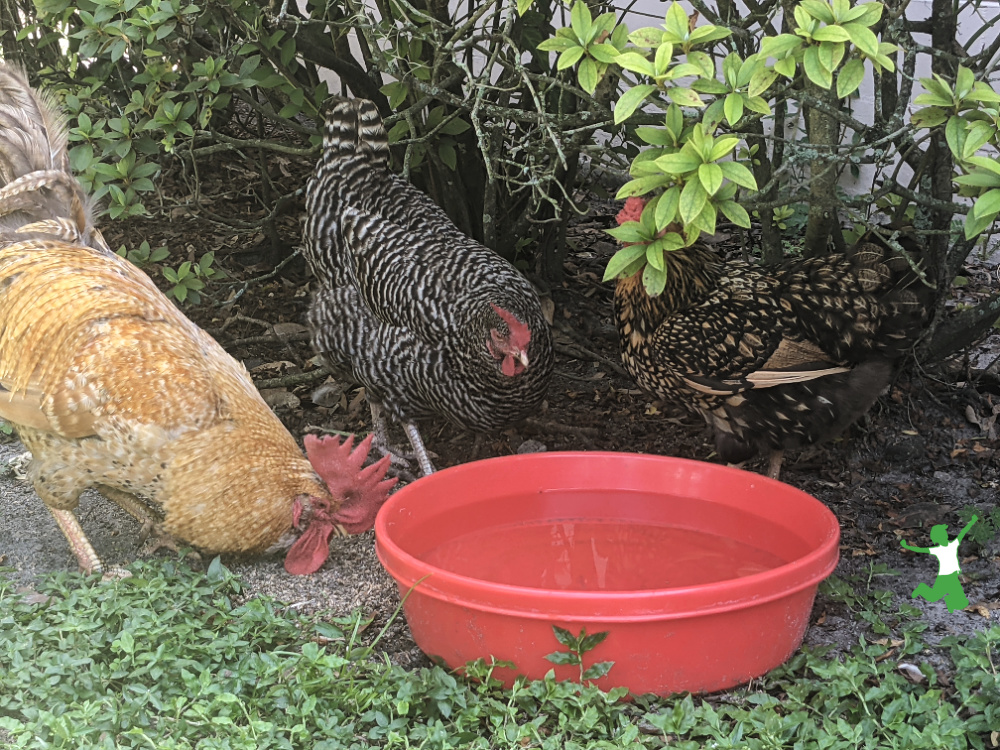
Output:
[2,162,999,680]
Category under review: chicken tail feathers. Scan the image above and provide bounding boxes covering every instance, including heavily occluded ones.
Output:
[0,63,107,253]
[319,97,389,168]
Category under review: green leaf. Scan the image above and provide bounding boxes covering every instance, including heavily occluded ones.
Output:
[964,122,996,158]
[654,40,673,75]
[583,661,615,680]
[551,625,576,647]
[760,34,804,59]
[636,126,676,146]
[614,52,656,77]
[589,42,620,64]
[803,46,832,89]
[852,2,883,26]
[557,45,586,70]
[966,156,1000,177]
[723,93,744,126]
[687,51,716,78]
[648,232,686,254]
[719,160,759,190]
[605,223,646,242]
[812,25,850,42]
[964,209,993,239]
[945,115,966,161]
[654,151,702,175]
[818,40,845,73]
[646,244,664,271]
[570,1,594,45]
[690,77,728,95]
[642,263,667,296]
[774,56,798,79]
[665,104,684,138]
[842,22,879,57]
[688,25,731,44]
[545,650,581,666]
[718,199,752,227]
[537,36,577,52]
[744,95,772,115]
[800,0,836,24]
[910,107,949,129]
[748,67,778,97]
[971,188,1000,220]
[679,178,708,224]
[603,243,649,280]
[698,162,724,195]
[664,2,690,40]
[955,171,1000,188]
[578,57,599,94]
[837,58,866,98]
[709,136,740,161]
[380,81,408,109]
[667,87,704,108]
[629,26,665,47]
[517,0,533,14]
[438,142,457,171]
[655,188,681,227]
[922,74,956,103]
[614,84,657,124]
[956,65,975,100]
[969,81,1000,104]
[616,175,671,198]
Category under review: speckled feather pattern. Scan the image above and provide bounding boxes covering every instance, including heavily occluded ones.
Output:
[303,98,554,432]
[615,235,934,462]
[0,64,333,555]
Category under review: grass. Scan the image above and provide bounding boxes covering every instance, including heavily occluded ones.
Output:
[1,561,998,749]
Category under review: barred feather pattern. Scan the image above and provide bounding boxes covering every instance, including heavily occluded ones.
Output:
[304,98,554,433]
[615,231,935,463]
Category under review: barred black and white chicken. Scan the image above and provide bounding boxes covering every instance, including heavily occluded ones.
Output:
[303,98,554,476]
[614,197,935,478]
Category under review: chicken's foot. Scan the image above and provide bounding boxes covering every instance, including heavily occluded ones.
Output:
[368,402,435,480]
[47,507,130,579]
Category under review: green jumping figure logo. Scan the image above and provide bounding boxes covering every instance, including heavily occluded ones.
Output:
[900,515,977,613]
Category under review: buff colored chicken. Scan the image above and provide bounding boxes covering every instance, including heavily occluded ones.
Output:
[0,64,394,576]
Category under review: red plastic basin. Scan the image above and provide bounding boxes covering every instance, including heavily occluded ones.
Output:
[375,452,839,695]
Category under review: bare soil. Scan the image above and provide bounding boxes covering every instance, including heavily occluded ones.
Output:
[2,151,999,684]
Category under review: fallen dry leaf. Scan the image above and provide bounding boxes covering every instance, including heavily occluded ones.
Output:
[897,663,925,683]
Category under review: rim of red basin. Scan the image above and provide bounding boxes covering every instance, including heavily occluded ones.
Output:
[375,452,841,622]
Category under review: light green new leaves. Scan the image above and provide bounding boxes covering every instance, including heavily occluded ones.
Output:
[609,3,731,123]
[537,2,626,95]
[757,0,894,94]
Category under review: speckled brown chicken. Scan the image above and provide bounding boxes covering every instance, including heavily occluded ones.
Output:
[613,197,935,478]
[0,64,395,576]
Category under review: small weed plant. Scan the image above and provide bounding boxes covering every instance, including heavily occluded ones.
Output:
[1,560,998,748]
[544,626,615,683]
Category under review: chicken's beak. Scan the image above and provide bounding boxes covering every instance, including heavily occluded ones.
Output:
[518,350,530,369]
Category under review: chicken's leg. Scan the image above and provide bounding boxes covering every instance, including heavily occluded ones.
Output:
[368,402,435,478]
[403,421,436,476]
[47,507,129,579]
[96,485,200,562]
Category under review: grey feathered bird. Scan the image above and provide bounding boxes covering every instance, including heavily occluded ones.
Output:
[303,98,554,475]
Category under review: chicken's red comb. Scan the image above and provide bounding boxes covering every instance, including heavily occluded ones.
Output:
[305,433,397,534]
[616,196,647,226]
